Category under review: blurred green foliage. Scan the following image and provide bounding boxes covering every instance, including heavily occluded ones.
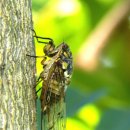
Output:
[32,0,130,130]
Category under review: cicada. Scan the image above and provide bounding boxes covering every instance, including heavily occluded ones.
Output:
[27,30,73,130]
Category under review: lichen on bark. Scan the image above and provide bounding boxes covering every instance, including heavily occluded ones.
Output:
[0,0,36,130]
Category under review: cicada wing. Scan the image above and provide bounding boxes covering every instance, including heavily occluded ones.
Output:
[41,63,66,130]
[41,98,66,130]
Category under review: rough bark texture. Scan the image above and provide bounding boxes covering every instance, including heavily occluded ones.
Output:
[0,0,36,130]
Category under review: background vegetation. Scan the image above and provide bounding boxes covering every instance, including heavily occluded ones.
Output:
[32,0,130,130]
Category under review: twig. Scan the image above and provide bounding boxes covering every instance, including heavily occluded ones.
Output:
[76,0,130,71]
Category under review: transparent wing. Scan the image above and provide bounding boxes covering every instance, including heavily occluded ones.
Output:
[41,63,66,130]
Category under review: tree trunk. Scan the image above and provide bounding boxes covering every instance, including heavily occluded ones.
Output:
[0,0,36,130]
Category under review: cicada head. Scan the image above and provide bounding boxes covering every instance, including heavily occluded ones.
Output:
[62,43,70,51]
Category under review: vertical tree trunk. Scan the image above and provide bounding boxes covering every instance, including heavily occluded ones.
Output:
[0,0,36,130]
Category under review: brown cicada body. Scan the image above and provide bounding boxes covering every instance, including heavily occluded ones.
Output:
[27,30,73,130]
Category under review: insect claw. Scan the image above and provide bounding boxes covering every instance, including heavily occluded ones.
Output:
[31,29,37,37]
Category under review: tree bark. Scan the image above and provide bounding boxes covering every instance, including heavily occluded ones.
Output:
[0,0,36,130]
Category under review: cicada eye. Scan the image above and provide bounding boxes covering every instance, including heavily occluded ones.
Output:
[62,43,69,51]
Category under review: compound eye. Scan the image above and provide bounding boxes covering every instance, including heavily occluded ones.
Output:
[62,44,68,51]
[63,44,67,48]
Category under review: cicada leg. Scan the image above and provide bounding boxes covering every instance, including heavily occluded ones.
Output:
[41,56,47,66]
[32,29,54,44]
[31,30,58,57]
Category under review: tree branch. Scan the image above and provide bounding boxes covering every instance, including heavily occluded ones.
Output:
[76,0,130,71]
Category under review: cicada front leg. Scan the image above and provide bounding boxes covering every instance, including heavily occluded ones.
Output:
[41,56,47,65]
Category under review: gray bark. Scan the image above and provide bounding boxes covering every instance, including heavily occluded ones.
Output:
[0,0,36,130]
